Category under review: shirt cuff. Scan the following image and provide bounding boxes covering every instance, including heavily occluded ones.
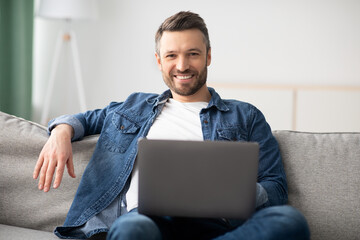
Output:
[48,115,85,141]
[256,183,269,208]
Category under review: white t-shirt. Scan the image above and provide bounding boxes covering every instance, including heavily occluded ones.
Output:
[126,98,208,211]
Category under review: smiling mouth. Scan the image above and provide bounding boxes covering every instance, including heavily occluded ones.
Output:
[174,74,194,80]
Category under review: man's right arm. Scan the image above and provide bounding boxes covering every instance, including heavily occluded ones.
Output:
[33,102,122,192]
[33,124,75,192]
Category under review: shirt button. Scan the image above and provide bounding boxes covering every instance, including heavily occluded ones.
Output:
[120,125,125,130]
[204,120,208,124]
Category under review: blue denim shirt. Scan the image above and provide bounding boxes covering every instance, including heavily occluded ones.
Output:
[51,88,287,239]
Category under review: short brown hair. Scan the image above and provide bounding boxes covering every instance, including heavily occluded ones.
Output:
[155,11,211,55]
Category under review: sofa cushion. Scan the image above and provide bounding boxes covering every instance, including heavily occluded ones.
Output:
[0,111,97,232]
[273,131,360,240]
[0,224,62,240]
[2,111,360,240]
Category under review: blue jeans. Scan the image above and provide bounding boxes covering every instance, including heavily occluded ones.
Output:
[106,205,310,240]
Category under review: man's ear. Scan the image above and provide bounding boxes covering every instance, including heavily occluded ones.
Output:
[155,52,162,70]
[206,48,212,67]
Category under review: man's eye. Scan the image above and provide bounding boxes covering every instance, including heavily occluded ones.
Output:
[166,54,176,58]
[189,52,200,56]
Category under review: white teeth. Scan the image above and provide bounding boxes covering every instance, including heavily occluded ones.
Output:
[176,75,192,80]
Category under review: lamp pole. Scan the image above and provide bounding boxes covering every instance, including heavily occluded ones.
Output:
[37,0,97,124]
[40,28,87,124]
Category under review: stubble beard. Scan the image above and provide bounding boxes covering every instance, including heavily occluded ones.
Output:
[162,64,208,97]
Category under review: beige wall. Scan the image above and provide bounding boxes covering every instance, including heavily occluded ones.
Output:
[210,83,360,132]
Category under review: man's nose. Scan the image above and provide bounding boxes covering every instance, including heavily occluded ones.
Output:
[176,56,189,72]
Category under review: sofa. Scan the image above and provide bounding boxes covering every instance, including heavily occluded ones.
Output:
[1,110,359,240]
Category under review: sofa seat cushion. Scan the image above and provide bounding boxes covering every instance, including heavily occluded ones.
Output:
[0,224,62,240]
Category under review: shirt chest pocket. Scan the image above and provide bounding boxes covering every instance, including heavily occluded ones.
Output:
[103,112,141,153]
[217,127,248,142]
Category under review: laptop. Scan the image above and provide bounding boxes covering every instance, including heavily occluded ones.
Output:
[137,139,259,220]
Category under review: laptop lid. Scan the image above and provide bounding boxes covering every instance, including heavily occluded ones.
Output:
[137,139,259,219]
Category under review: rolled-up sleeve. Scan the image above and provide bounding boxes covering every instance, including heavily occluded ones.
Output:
[47,101,122,142]
[48,115,85,141]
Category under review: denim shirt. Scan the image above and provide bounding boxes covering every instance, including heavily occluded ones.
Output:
[51,88,287,239]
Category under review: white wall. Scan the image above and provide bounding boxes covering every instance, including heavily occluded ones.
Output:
[32,0,360,131]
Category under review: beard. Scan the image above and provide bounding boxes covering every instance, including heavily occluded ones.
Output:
[162,64,208,97]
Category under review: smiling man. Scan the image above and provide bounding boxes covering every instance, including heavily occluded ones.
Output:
[155,28,211,102]
[33,11,310,240]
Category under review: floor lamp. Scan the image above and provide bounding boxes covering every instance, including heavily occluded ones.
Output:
[37,0,98,124]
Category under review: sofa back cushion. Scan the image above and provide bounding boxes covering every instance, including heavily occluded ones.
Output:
[0,111,96,232]
[273,131,360,240]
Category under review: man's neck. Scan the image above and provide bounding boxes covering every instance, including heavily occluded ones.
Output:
[171,85,211,103]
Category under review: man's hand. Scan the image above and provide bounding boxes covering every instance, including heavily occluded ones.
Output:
[33,124,76,192]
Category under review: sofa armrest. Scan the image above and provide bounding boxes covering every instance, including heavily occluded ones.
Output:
[0,111,98,232]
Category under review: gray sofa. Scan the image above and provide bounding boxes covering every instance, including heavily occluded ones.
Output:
[1,111,359,240]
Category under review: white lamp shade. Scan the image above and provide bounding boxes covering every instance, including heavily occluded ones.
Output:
[38,0,98,20]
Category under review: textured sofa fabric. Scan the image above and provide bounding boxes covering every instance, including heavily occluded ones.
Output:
[0,111,97,240]
[0,224,61,240]
[1,110,359,240]
[273,131,360,240]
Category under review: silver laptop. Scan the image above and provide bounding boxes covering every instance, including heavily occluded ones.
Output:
[137,139,259,219]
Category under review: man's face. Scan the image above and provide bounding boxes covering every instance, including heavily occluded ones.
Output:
[155,29,211,101]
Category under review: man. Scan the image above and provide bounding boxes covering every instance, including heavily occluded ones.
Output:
[33,11,310,240]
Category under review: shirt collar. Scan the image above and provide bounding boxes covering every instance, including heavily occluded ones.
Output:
[146,87,229,112]
[206,87,229,112]
[146,89,172,106]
